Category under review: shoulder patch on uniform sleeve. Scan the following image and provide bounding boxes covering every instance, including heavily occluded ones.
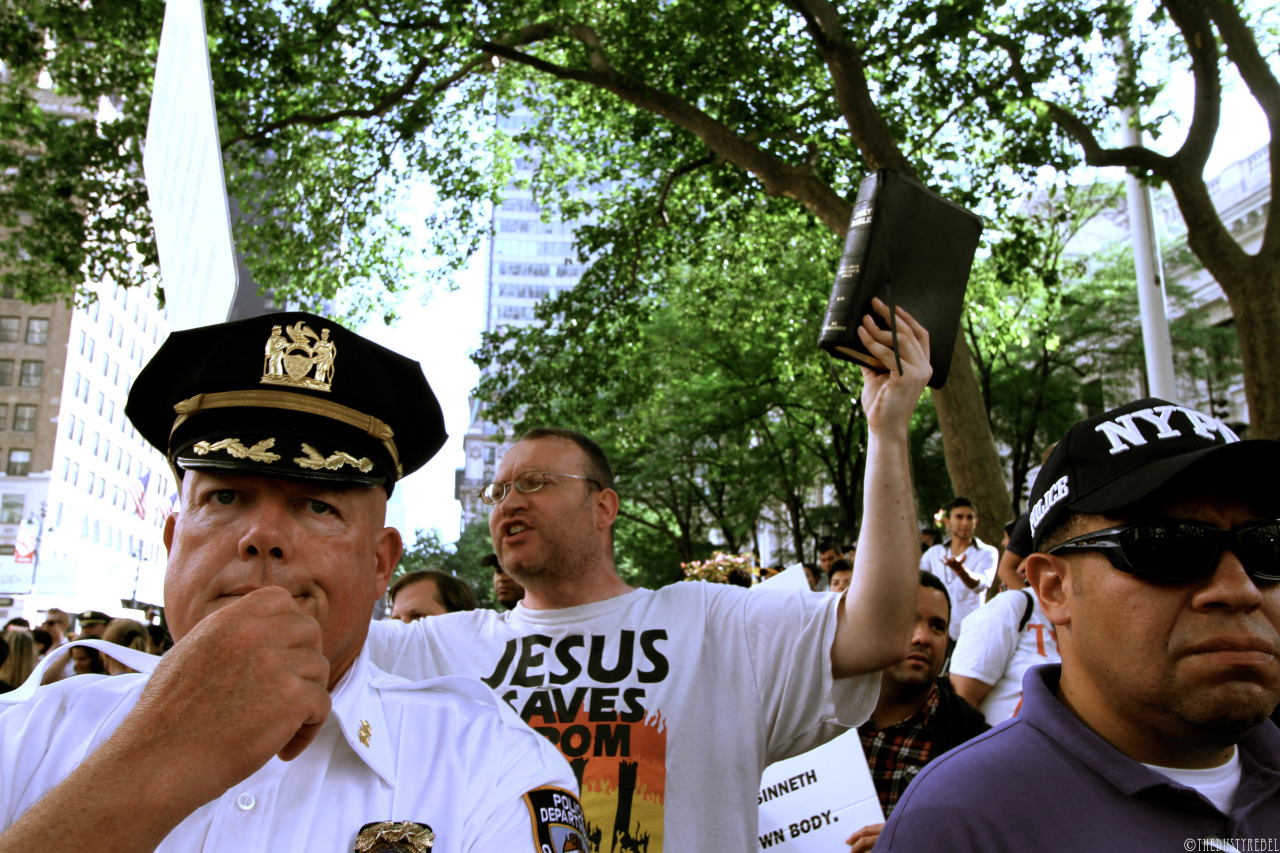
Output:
[523,786,588,852]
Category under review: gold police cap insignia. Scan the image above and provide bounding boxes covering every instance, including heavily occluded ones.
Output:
[262,321,336,392]
[354,820,435,852]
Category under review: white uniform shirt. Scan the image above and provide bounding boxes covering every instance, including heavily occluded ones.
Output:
[0,644,585,852]
[950,589,1062,722]
[920,538,998,640]
[366,583,880,852]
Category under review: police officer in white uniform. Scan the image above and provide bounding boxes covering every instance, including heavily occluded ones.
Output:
[0,313,587,853]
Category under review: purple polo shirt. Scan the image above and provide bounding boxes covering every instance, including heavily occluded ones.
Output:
[875,665,1280,851]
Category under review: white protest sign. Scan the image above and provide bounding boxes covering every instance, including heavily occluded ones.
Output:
[754,563,812,592]
[143,0,238,330]
[758,728,884,851]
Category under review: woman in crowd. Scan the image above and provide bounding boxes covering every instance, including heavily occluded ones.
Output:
[0,630,36,688]
[68,645,107,676]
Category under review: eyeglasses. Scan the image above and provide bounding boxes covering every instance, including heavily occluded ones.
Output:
[1047,519,1280,583]
[480,470,602,506]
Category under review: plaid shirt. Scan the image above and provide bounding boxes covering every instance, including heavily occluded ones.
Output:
[858,683,941,818]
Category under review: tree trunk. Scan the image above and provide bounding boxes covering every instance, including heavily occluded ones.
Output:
[932,334,1014,547]
[1223,264,1280,439]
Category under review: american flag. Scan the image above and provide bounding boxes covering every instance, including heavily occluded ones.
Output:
[129,470,150,520]
[159,491,179,524]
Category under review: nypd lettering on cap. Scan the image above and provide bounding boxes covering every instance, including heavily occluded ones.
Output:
[1093,405,1239,455]
[1030,475,1070,534]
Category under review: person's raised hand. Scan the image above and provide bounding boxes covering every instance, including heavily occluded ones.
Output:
[857,298,931,437]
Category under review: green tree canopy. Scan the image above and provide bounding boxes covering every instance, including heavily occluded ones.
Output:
[3,0,1276,548]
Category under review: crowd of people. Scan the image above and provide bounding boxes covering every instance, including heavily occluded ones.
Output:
[0,610,168,691]
[0,306,1277,852]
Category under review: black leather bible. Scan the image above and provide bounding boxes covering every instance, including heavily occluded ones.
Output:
[817,170,983,389]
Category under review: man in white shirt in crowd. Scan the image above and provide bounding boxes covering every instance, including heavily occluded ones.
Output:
[949,581,1061,722]
[367,299,934,850]
[920,497,998,641]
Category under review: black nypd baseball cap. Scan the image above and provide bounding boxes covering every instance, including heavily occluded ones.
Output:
[1027,398,1280,550]
[126,312,446,494]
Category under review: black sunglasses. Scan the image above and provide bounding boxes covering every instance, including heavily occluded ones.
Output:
[1047,519,1280,583]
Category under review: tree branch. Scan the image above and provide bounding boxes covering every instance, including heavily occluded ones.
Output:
[1201,0,1280,257]
[985,30,1170,176]
[221,52,486,148]
[482,34,854,232]
[1160,0,1223,173]
[783,0,917,178]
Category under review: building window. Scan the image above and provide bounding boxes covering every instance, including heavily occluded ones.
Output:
[0,317,19,342]
[0,360,13,386]
[0,545,13,556]
[0,405,8,431]
[7,449,31,476]
[25,318,48,345]
[12,405,36,432]
[1,494,23,524]
[19,361,42,387]
[95,391,104,415]
[74,421,84,444]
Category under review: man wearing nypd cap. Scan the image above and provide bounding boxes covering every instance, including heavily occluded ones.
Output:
[876,399,1280,850]
[0,313,587,853]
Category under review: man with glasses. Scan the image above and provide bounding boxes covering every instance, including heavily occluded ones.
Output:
[368,299,933,851]
[877,398,1280,850]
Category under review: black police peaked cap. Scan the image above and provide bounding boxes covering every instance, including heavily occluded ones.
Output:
[126,312,447,494]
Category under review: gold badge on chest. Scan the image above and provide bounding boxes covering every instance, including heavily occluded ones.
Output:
[354,821,435,852]
[262,321,337,392]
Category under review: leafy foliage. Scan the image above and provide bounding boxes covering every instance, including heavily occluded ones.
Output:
[395,520,497,609]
